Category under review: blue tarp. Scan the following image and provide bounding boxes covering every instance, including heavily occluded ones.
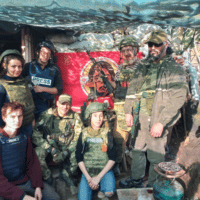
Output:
[0,0,199,33]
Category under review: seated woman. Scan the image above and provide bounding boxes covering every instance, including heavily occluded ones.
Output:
[0,50,35,138]
[76,102,116,200]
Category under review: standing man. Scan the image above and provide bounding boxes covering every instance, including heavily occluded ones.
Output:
[21,41,63,120]
[32,94,83,196]
[0,102,59,200]
[119,30,187,188]
[113,37,141,176]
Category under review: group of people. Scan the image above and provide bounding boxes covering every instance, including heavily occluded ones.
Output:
[0,29,199,200]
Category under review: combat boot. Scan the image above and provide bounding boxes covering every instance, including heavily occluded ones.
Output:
[119,176,144,188]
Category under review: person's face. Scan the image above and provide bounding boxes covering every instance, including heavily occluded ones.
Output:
[57,101,71,117]
[174,56,185,66]
[148,42,168,61]
[38,47,51,64]
[121,46,136,61]
[3,109,23,130]
[4,59,23,77]
[91,111,104,130]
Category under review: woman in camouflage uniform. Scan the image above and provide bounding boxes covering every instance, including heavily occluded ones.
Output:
[76,102,116,200]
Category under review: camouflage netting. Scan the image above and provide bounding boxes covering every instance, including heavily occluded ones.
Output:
[49,24,199,58]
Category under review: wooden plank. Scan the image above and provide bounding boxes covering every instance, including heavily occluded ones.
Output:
[21,26,33,63]
[117,188,153,200]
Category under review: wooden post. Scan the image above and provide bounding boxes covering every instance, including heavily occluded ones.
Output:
[21,27,33,63]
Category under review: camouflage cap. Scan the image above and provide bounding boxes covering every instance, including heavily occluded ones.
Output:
[144,30,167,44]
[119,37,139,50]
[58,94,72,104]
[0,49,23,64]
[85,102,106,120]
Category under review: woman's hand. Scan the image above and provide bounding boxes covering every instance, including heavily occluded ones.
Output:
[89,176,101,190]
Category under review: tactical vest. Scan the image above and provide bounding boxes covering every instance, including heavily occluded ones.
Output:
[115,66,136,100]
[82,126,109,177]
[29,61,57,100]
[0,78,35,126]
[41,110,75,150]
[0,133,27,182]
[138,65,157,116]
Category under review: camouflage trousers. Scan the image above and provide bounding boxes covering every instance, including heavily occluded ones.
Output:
[113,102,131,164]
[35,147,78,181]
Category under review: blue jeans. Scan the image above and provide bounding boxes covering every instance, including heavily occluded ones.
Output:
[0,180,60,200]
[78,170,116,200]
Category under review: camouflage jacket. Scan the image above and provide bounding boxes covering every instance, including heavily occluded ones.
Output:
[32,107,83,155]
[114,58,140,102]
[115,58,140,83]
[125,55,187,128]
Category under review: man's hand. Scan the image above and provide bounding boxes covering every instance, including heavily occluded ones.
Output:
[35,187,42,200]
[32,119,35,129]
[33,85,45,93]
[23,195,36,200]
[125,114,133,127]
[51,148,63,163]
[150,122,164,138]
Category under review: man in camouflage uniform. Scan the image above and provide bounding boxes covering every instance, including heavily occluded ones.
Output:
[119,30,187,188]
[32,94,83,195]
[173,50,199,133]
[113,37,141,175]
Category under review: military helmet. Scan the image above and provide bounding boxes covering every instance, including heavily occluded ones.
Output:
[38,41,55,53]
[0,49,23,64]
[84,102,106,120]
[119,37,139,50]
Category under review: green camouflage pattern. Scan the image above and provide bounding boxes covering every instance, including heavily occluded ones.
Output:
[144,30,167,44]
[58,94,72,104]
[114,60,140,132]
[119,37,139,50]
[84,102,106,121]
[0,49,22,64]
[125,55,187,128]
[82,126,109,177]
[0,78,35,126]
[32,107,83,180]
[138,65,158,116]
[114,102,131,132]
[118,67,136,83]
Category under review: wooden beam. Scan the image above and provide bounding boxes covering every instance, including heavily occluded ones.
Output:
[21,27,33,63]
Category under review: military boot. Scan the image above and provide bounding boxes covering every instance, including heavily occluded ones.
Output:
[119,176,144,188]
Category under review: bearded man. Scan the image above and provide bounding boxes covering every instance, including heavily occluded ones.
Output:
[119,30,187,188]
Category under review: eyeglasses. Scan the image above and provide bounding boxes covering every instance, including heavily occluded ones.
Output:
[148,42,163,47]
